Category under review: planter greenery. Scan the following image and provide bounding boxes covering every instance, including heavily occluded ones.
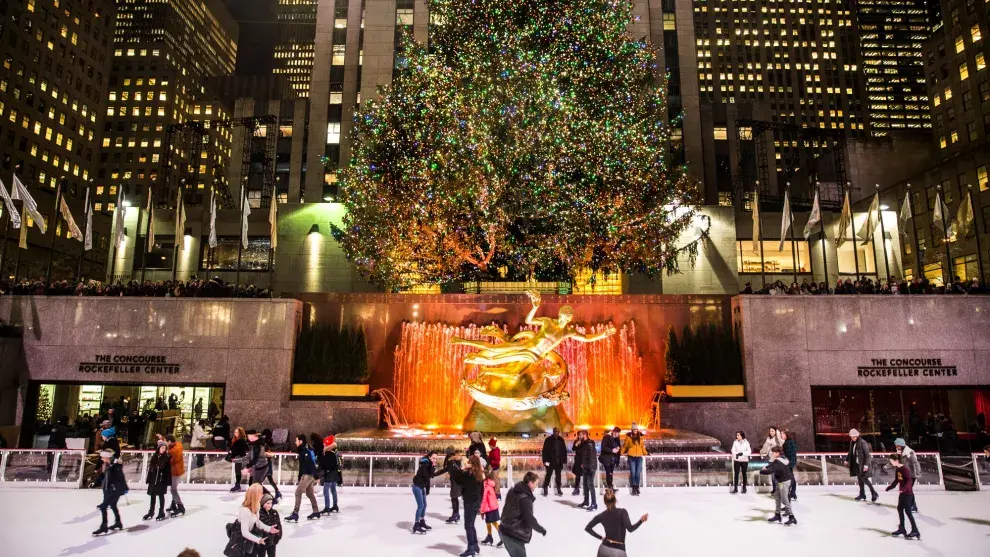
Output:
[293,324,370,385]
[664,323,743,387]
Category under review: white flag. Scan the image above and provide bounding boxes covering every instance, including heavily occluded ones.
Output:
[147,188,156,253]
[240,189,251,249]
[208,191,218,249]
[898,190,912,236]
[751,190,760,252]
[174,187,186,252]
[857,193,880,241]
[84,199,93,252]
[268,193,278,252]
[11,174,46,234]
[59,195,83,241]
[18,207,28,249]
[0,178,21,229]
[113,190,126,250]
[778,190,792,252]
[953,190,974,239]
[803,191,821,240]
[933,191,950,240]
[835,192,853,248]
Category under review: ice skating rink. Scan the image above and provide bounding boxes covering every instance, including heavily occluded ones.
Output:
[1,487,987,556]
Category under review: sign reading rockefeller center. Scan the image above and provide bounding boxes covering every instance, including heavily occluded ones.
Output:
[78,354,181,375]
[857,357,958,379]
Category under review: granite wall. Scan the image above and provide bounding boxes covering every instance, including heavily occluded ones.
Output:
[663,295,990,449]
[0,297,377,445]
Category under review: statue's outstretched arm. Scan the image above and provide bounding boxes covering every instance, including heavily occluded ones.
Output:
[570,324,617,343]
[524,290,542,326]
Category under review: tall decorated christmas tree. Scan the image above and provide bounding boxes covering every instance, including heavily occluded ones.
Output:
[334,0,708,289]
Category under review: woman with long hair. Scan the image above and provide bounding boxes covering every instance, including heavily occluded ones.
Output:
[448,453,486,556]
[480,468,502,547]
[228,427,249,493]
[237,484,279,551]
[144,442,171,521]
[730,431,751,494]
[585,488,648,557]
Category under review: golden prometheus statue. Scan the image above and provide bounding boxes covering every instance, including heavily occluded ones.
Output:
[452,290,616,432]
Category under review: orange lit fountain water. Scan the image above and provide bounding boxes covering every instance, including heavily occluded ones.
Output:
[392,321,653,430]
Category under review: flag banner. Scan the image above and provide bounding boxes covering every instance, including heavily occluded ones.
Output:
[59,195,83,241]
[84,202,93,252]
[0,178,21,229]
[147,188,156,253]
[857,193,879,241]
[241,190,252,249]
[751,190,760,253]
[803,191,821,239]
[954,191,974,239]
[208,191,218,249]
[268,194,278,252]
[898,191,912,235]
[778,190,792,251]
[11,174,47,234]
[18,207,28,249]
[113,190,126,250]
[174,188,186,252]
[933,191,950,240]
[835,192,852,247]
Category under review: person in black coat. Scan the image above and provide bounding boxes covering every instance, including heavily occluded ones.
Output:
[599,427,622,490]
[759,446,797,525]
[541,428,568,497]
[468,431,488,463]
[499,472,547,557]
[92,450,128,536]
[411,451,447,533]
[575,430,599,511]
[144,442,172,521]
[228,426,250,492]
[212,415,231,450]
[444,448,464,523]
[258,493,283,556]
[448,454,486,557]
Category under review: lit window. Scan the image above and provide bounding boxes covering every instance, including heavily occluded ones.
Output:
[960,63,970,80]
[945,86,953,100]
[334,18,347,29]
[330,93,342,104]
[396,8,413,26]
[956,35,965,53]
[951,130,959,143]
[940,135,947,148]
[738,126,752,140]
[973,24,982,43]
[326,123,341,144]
[978,166,988,191]
[977,53,986,71]
[713,127,728,140]
[332,45,345,65]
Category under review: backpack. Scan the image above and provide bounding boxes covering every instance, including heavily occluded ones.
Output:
[223,520,247,557]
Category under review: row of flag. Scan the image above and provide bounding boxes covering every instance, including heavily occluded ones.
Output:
[752,185,976,250]
[0,175,93,251]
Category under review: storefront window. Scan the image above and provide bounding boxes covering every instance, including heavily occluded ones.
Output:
[736,240,811,274]
[953,253,978,281]
[132,235,175,270]
[836,240,876,275]
[201,236,271,271]
[924,263,944,286]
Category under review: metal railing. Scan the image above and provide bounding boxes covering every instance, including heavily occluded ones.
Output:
[0,449,983,491]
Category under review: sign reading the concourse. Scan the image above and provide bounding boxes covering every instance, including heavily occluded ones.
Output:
[857,357,958,379]
[78,355,180,375]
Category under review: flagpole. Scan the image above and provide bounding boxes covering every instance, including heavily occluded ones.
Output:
[786,186,798,285]
[44,178,65,285]
[970,185,986,283]
[876,185,890,282]
[12,208,22,284]
[907,184,923,280]
[76,184,90,280]
[937,185,953,286]
[756,186,766,290]
[235,188,245,292]
[848,185,862,281]
[141,189,152,284]
[0,205,9,282]
[817,183,829,288]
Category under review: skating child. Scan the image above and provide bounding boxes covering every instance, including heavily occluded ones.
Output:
[92,450,128,536]
[759,446,797,525]
[480,469,502,547]
[258,493,283,556]
[444,447,463,523]
[885,454,920,540]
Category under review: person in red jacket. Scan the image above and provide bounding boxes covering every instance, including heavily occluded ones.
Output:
[488,437,502,471]
[886,453,920,540]
[166,434,185,517]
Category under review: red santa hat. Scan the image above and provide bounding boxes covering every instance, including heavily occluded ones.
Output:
[488,436,498,448]
[323,435,336,449]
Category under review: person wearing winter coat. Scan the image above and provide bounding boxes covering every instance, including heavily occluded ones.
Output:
[571,437,584,496]
[166,434,186,517]
[236,485,279,552]
[541,428,568,497]
[247,430,276,496]
[730,431,752,494]
[759,446,797,525]
[585,488,648,557]
[191,420,209,471]
[480,468,502,547]
[212,415,231,450]
[894,438,920,512]
[100,426,121,459]
[468,431,489,465]
[144,442,172,521]
[258,493,283,556]
[488,437,502,470]
[848,429,878,502]
[228,427,249,492]
[781,429,798,501]
[444,448,464,523]
[575,430,599,511]
[759,426,782,494]
[600,427,622,490]
[286,434,321,522]
[320,436,343,515]
[411,451,446,533]
[499,472,547,557]
[620,423,648,495]
[448,454,486,557]
[885,453,920,539]
[92,450,128,536]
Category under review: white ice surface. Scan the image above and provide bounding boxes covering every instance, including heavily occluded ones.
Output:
[1,487,987,556]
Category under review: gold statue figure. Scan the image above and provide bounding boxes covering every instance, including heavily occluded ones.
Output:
[452,290,616,425]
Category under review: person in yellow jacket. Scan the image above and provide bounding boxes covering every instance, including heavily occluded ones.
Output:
[166,434,186,517]
[621,423,649,496]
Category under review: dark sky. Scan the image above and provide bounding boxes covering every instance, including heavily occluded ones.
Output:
[225,0,278,75]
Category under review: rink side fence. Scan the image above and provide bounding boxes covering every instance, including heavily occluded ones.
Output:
[0,450,986,491]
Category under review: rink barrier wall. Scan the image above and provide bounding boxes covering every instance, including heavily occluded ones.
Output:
[1,449,987,491]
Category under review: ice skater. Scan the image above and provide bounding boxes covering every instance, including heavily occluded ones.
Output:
[166,434,186,517]
[480,468,502,547]
[144,441,172,521]
[447,453,485,557]
[444,447,463,523]
[285,434,321,522]
[320,435,343,515]
[499,472,547,557]
[620,423,647,496]
[759,446,797,525]
[758,426,782,495]
[412,450,446,533]
[885,453,920,540]
[258,493,284,556]
[894,438,920,512]
[227,426,249,492]
[848,429,878,503]
[230,484,279,553]
[730,431,751,494]
[781,429,798,501]
[541,428,567,497]
[92,450,127,536]
[585,488,648,557]
[575,430,598,511]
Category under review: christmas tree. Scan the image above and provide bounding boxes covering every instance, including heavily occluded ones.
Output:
[334,0,708,289]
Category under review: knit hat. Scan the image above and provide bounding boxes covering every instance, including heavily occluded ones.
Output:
[323,435,336,449]
[101,427,116,439]
[894,438,906,447]
[849,429,860,437]
[631,422,640,431]
[99,450,113,459]
[260,493,274,508]
[488,436,498,448]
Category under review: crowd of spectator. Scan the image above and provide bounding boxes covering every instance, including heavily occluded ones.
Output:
[0,276,272,298]
[743,276,987,295]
